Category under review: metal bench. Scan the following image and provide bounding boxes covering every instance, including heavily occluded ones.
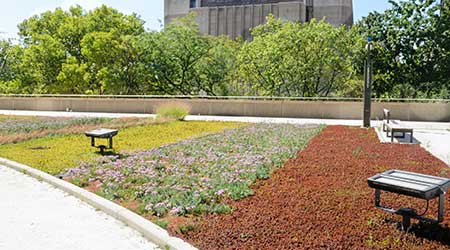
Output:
[383,109,414,143]
[85,128,118,153]
[368,170,450,231]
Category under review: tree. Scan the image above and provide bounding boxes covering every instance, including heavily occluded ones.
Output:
[192,35,241,96]
[79,32,147,94]
[0,40,14,82]
[138,13,239,96]
[358,0,450,98]
[0,40,23,93]
[14,5,146,94]
[139,13,211,95]
[238,15,363,97]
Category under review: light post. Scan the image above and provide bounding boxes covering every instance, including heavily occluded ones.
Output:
[363,36,373,128]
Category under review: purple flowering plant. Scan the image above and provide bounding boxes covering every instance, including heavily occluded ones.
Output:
[64,124,321,217]
[0,116,111,134]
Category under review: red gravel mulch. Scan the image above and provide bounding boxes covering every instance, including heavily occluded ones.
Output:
[176,126,450,249]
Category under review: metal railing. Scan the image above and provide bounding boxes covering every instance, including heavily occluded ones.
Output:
[0,94,449,103]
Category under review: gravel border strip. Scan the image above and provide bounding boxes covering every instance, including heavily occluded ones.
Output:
[0,157,198,250]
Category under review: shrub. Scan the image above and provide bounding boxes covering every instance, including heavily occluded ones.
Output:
[155,102,191,121]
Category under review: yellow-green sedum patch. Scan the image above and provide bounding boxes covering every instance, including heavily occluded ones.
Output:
[0,121,242,175]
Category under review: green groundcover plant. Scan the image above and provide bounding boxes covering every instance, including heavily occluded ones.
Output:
[0,116,110,134]
[0,120,241,174]
[63,124,322,217]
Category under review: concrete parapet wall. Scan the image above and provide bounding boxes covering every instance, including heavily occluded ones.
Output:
[0,97,449,122]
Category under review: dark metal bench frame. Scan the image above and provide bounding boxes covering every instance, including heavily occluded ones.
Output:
[383,109,414,143]
[368,170,450,231]
[85,129,118,153]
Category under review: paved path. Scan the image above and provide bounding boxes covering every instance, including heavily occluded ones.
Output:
[0,165,160,250]
[415,129,450,165]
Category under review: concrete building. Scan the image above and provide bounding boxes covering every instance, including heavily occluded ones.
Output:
[164,0,354,40]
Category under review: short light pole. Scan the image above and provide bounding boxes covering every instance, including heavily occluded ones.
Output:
[363,36,373,128]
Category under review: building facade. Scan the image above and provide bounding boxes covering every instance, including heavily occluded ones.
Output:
[164,0,354,40]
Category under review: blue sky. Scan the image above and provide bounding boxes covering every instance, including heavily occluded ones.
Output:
[0,0,391,39]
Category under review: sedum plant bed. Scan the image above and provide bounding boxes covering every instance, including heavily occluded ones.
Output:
[0,116,111,135]
[63,124,322,220]
[178,126,450,249]
[0,120,241,174]
[0,115,161,145]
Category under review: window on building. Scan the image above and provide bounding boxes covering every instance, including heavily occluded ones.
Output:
[190,0,197,8]
[306,0,314,22]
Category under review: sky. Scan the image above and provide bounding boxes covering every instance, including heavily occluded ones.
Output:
[0,0,391,40]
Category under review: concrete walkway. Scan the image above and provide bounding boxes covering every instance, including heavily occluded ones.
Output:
[0,165,160,250]
[415,130,450,165]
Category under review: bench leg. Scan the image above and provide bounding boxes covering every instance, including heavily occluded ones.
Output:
[391,131,394,143]
[438,193,445,223]
[91,137,95,147]
[410,131,413,143]
[109,136,113,149]
[401,213,412,231]
[375,189,381,207]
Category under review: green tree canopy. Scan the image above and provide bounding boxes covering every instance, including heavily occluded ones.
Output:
[237,15,363,97]
[2,2,448,99]
[13,5,146,94]
[358,0,450,98]
[0,40,23,93]
[138,13,240,96]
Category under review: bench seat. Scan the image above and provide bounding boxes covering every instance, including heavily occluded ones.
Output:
[368,170,450,200]
[385,122,413,143]
[368,170,450,229]
[85,128,118,152]
[382,109,414,143]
